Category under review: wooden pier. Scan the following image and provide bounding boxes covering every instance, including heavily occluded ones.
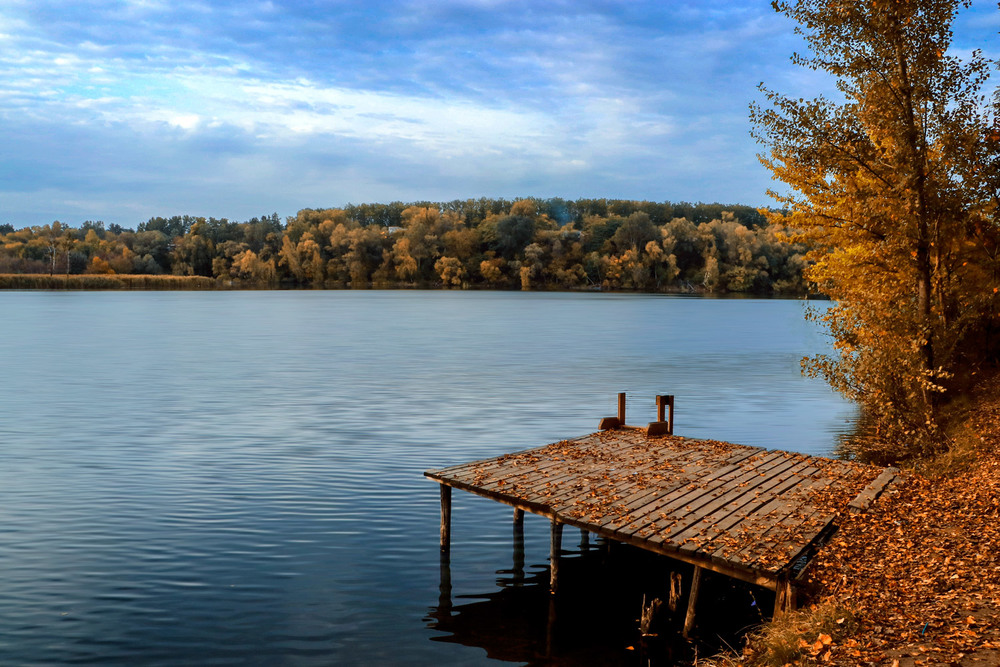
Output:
[425,395,896,636]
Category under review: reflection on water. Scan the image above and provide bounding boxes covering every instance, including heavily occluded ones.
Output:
[0,291,852,665]
[428,533,771,666]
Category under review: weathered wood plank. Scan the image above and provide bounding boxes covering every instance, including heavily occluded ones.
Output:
[666,457,823,545]
[673,462,831,562]
[605,448,776,531]
[425,429,883,584]
[651,459,807,548]
[710,477,836,570]
[848,466,899,513]
[547,447,718,519]
[628,452,802,541]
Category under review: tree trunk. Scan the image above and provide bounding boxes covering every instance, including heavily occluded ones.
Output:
[896,37,936,413]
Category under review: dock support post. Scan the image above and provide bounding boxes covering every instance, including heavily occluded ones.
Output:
[549,519,563,594]
[439,484,451,560]
[648,395,675,436]
[579,528,589,551]
[668,571,683,614]
[683,566,702,639]
[513,508,525,585]
[656,395,675,435]
[618,392,626,425]
[667,395,674,435]
[775,577,797,616]
[545,595,557,657]
[438,553,452,614]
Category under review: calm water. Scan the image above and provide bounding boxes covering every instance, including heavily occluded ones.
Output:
[0,291,854,665]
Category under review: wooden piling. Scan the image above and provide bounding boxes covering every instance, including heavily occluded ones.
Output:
[438,553,452,613]
[550,520,563,594]
[668,571,683,614]
[656,394,675,434]
[775,577,797,616]
[545,594,557,657]
[618,392,626,424]
[440,484,452,558]
[513,508,525,585]
[640,595,663,636]
[648,394,676,436]
[683,566,702,638]
[666,395,674,435]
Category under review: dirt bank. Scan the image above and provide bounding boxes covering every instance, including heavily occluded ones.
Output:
[734,384,1000,666]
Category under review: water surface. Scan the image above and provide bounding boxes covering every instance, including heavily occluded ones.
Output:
[0,291,853,665]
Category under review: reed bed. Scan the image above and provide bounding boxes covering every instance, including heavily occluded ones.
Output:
[0,274,222,290]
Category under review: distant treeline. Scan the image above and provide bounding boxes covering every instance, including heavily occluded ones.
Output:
[0,198,807,293]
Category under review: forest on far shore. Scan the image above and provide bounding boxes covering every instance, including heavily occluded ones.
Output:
[0,197,808,293]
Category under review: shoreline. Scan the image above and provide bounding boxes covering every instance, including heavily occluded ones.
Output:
[0,273,822,297]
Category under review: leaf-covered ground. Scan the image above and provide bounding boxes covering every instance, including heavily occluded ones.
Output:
[754,391,1000,666]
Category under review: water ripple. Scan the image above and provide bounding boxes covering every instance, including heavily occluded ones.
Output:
[0,291,855,665]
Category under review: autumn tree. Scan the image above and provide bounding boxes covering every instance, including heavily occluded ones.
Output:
[752,0,1000,459]
[434,256,465,286]
[171,220,215,276]
[344,226,387,286]
[44,221,63,275]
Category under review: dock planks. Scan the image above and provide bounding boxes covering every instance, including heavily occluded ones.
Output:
[425,428,890,591]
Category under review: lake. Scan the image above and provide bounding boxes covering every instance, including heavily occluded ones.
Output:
[0,290,854,665]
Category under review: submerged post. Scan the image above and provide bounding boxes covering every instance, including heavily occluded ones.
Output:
[513,508,525,586]
[440,484,452,559]
[549,519,563,594]
[683,566,702,638]
[438,553,452,614]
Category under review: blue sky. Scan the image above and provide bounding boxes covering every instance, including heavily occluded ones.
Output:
[0,0,997,228]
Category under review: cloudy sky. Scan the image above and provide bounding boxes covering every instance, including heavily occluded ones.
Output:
[1,0,997,228]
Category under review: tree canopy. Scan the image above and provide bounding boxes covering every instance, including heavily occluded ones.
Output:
[752,0,1000,460]
[0,199,808,295]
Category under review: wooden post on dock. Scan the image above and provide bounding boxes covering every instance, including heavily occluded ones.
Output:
[649,395,676,436]
[655,395,675,435]
[775,577,797,616]
[666,395,675,435]
[440,484,452,559]
[513,508,525,585]
[549,520,563,594]
[683,566,702,638]
[600,392,629,430]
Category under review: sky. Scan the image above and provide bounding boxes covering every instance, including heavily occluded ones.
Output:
[0,0,997,229]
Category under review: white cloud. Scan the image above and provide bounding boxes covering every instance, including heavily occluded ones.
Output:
[2,0,994,227]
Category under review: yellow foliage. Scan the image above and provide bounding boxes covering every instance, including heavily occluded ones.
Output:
[752,0,1000,457]
[89,256,115,274]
